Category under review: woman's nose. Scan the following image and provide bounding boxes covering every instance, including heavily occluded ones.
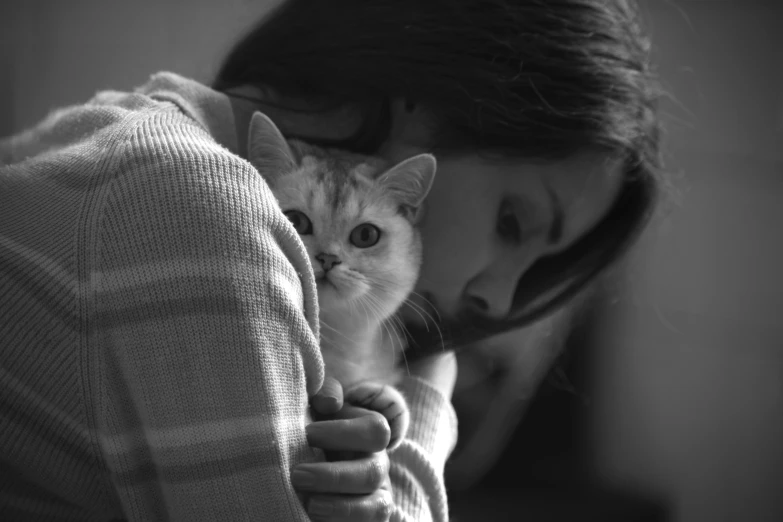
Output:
[462,277,516,320]
[461,255,533,320]
[464,295,490,314]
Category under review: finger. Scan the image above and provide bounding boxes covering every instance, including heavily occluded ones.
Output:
[312,376,344,416]
[307,486,394,522]
[291,451,389,495]
[306,488,394,522]
[306,406,391,452]
[329,403,376,420]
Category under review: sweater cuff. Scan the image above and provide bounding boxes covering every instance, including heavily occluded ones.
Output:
[396,376,459,473]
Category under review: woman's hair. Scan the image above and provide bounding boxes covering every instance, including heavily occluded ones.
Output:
[214,0,663,351]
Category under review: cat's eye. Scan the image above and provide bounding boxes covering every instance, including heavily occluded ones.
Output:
[496,200,522,243]
[349,223,381,248]
[284,210,313,235]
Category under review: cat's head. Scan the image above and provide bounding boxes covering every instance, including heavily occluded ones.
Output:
[248,112,437,320]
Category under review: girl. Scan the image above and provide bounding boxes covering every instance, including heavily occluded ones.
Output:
[0,0,661,520]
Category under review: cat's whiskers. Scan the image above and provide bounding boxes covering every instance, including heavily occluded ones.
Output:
[355,298,374,335]
[348,298,360,325]
[400,299,434,328]
[319,318,360,344]
[377,305,410,376]
[385,312,412,378]
[368,275,446,353]
[370,296,405,365]
[406,290,444,323]
[356,293,385,331]
[402,302,447,353]
[367,274,411,304]
[406,276,450,320]
[355,295,391,370]
[393,286,447,352]
[359,292,400,371]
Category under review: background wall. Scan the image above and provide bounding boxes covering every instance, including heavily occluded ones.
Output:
[2,1,781,521]
[0,3,14,137]
[0,0,282,132]
[592,2,783,522]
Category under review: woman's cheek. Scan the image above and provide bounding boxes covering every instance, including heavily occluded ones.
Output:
[418,233,492,316]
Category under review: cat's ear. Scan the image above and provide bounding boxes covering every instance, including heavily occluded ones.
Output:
[247,111,296,185]
[376,153,437,214]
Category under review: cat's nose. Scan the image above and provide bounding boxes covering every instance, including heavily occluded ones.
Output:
[316,253,342,272]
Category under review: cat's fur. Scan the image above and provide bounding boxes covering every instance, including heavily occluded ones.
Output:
[247,112,436,448]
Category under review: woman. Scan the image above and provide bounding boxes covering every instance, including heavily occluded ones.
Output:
[215,0,662,497]
[0,0,660,521]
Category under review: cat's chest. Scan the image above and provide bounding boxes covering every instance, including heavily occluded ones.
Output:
[319,315,402,386]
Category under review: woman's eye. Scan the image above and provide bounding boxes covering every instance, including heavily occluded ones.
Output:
[283,210,313,235]
[496,202,521,243]
[349,223,381,248]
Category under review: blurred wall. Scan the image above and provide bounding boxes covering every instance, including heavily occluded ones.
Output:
[1,0,282,133]
[1,1,781,521]
[591,2,783,522]
[0,4,14,137]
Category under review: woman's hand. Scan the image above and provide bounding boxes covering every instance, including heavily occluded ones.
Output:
[293,377,394,522]
[294,351,458,521]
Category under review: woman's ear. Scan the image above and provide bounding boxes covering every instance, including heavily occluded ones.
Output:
[247,111,296,185]
[376,153,437,215]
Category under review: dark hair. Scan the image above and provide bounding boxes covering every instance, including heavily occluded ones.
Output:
[215,0,663,353]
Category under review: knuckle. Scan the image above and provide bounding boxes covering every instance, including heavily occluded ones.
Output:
[364,458,387,490]
[377,449,390,468]
[366,414,391,447]
[373,492,394,521]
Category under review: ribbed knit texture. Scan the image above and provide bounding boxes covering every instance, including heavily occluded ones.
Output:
[0,72,457,521]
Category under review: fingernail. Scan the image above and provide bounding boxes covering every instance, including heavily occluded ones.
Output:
[305,422,328,438]
[309,499,333,517]
[291,469,316,489]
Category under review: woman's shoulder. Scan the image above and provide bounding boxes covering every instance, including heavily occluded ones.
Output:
[1,74,220,168]
[3,75,286,253]
[31,74,252,202]
[92,94,321,360]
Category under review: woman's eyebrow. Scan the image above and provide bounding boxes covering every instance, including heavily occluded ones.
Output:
[545,185,564,245]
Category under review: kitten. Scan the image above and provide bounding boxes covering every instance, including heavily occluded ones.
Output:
[247,112,436,448]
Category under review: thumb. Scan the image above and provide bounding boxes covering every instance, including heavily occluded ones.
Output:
[312,375,344,415]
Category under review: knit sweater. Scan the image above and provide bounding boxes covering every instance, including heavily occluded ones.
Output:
[0,72,457,521]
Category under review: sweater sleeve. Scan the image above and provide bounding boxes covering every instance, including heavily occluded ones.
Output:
[390,376,459,522]
[87,104,457,521]
[90,113,324,521]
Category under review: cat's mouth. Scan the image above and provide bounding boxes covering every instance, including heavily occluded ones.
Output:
[315,269,368,303]
[316,272,348,297]
[315,272,335,288]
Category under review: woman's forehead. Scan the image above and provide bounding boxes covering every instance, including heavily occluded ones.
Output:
[442,149,623,184]
[436,151,625,247]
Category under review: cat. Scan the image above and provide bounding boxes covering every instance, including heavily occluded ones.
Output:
[247,111,436,449]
